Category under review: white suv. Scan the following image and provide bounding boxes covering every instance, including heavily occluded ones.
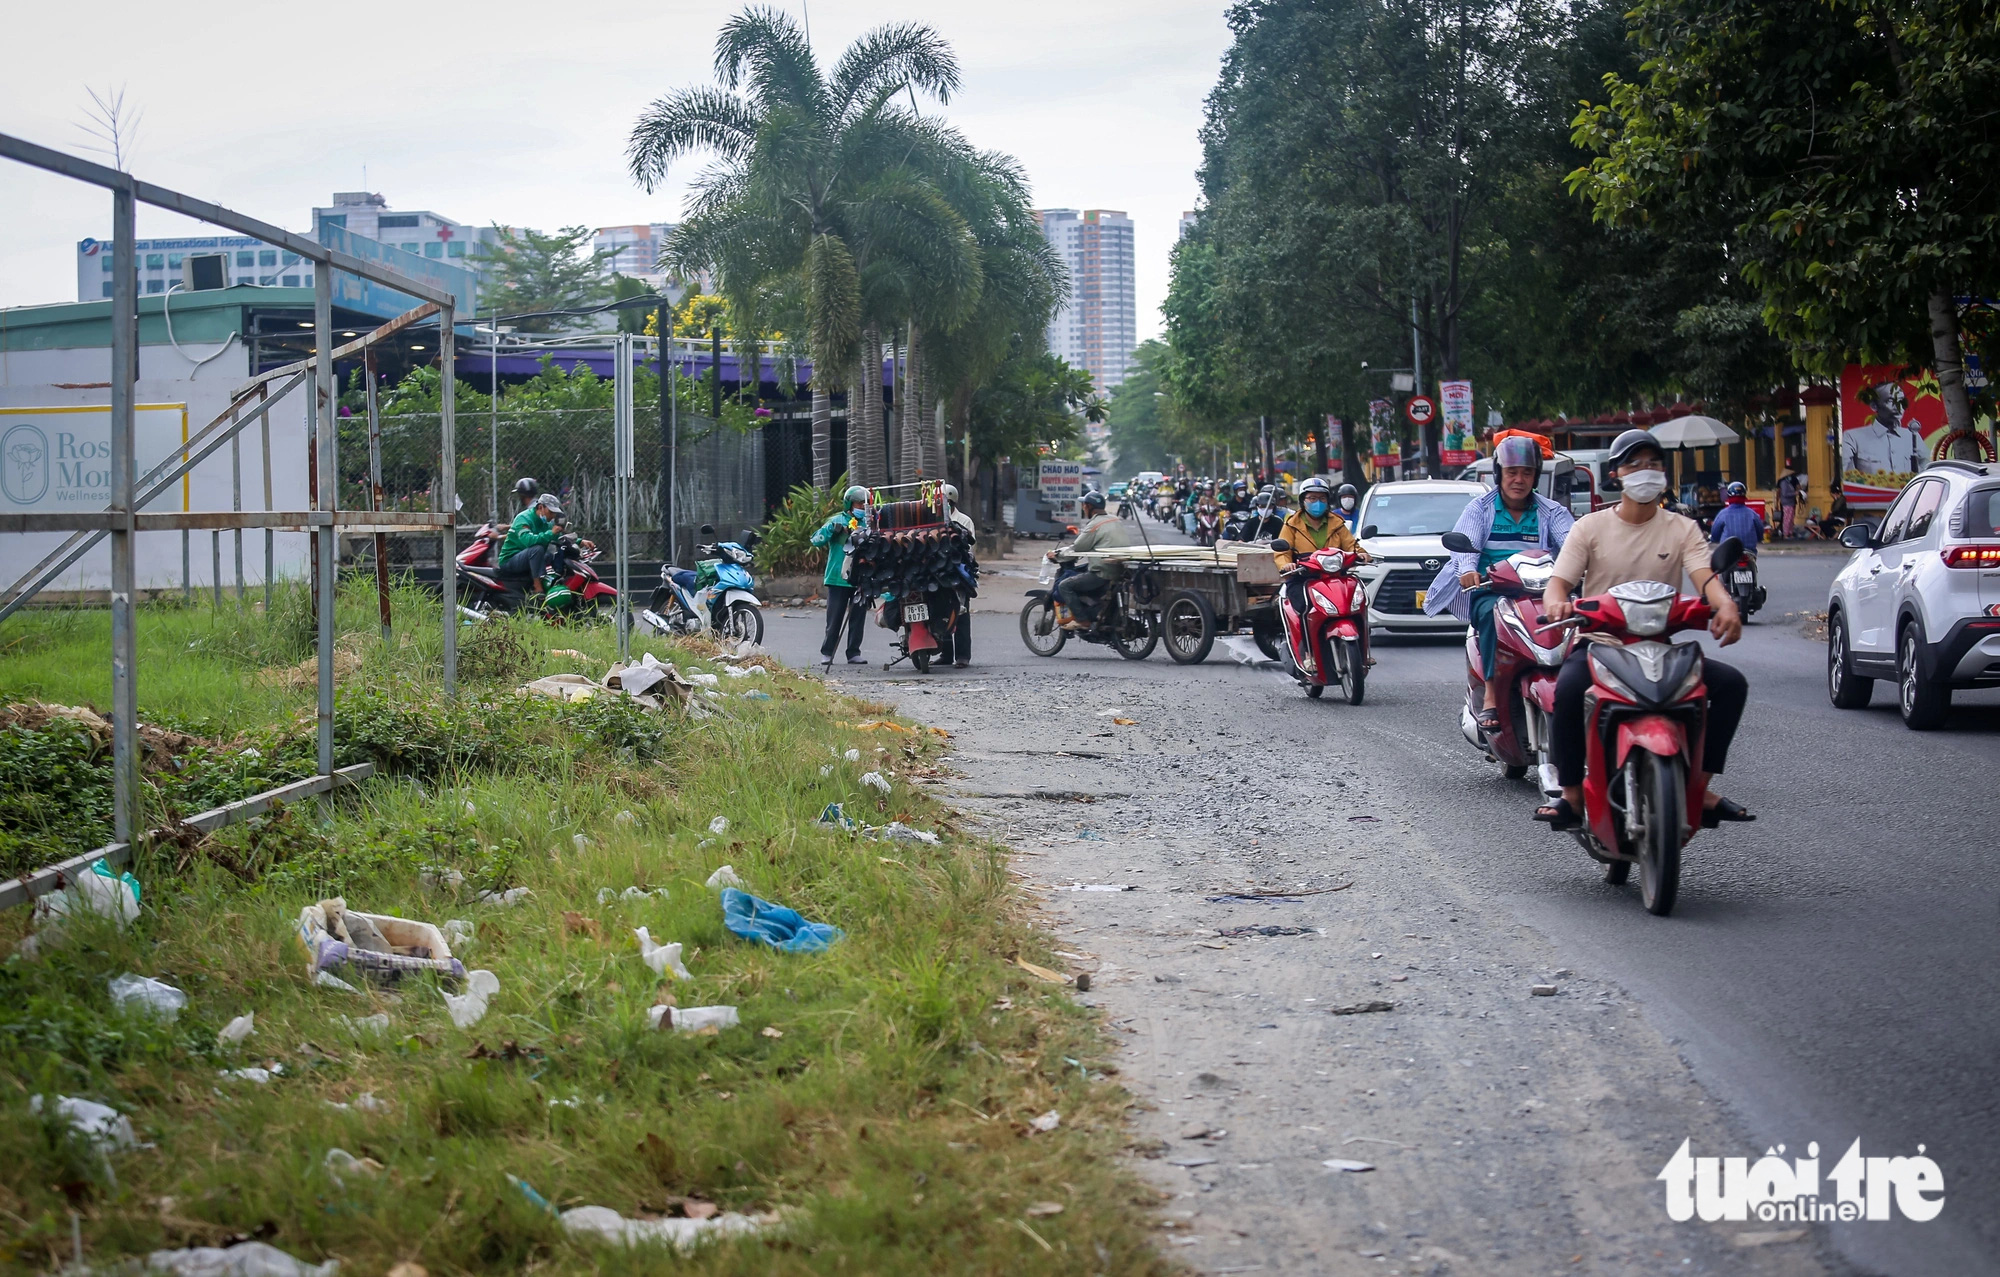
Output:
[1826,460,2000,728]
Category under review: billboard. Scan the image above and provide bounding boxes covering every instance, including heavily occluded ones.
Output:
[1838,364,1940,488]
[1439,379,1477,466]
[1038,459,1083,518]
[1368,398,1400,466]
[1324,414,1343,473]
[1,404,190,513]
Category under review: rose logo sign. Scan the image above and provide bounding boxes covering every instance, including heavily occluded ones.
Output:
[2,424,50,505]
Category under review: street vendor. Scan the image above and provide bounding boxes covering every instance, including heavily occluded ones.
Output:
[1051,489,1132,624]
[812,485,872,664]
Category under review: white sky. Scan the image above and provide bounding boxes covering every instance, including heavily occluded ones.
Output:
[0,0,1232,341]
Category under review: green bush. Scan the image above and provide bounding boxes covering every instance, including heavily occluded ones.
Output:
[0,719,114,873]
[756,477,846,576]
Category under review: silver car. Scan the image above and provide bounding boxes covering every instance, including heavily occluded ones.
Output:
[1351,479,1487,634]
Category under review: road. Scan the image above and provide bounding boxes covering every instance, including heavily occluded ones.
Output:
[752,536,1998,1276]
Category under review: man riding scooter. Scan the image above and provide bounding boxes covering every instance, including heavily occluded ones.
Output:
[497,493,567,594]
[1273,476,1369,615]
[1424,434,1574,734]
[1052,489,1132,626]
[1336,482,1360,523]
[1535,429,1754,830]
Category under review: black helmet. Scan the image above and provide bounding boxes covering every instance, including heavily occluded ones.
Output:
[1608,428,1665,470]
[1080,488,1107,513]
[513,477,540,499]
[1337,483,1359,501]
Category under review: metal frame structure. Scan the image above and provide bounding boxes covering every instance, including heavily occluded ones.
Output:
[0,130,462,908]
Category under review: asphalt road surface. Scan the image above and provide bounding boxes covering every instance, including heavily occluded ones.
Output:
[755,538,1996,1276]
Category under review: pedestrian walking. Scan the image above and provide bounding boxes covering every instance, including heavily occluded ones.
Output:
[1776,466,1803,539]
[813,485,872,665]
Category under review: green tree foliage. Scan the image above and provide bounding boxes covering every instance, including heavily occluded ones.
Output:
[968,344,1102,466]
[1568,0,2000,429]
[474,225,615,330]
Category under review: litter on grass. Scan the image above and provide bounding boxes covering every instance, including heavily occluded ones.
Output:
[24,860,141,955]
[109,973,187,1021]
[30,1094,137,1150]
[720,887,842,953]
[859,771,891,793]
[817,802,940,844]
[843,748,861,762]
[220,1067,278,1084]
[297,899,466,985]
[475,886,532,908]
[442,970,501,1028]
[334,1014,390,1036]
[599,886,669,903]
[635,927,691,979]
[144,1241,340,1277]
[649,1004,741,1033]
[323,1148,384,1182]
[740,690,772,700]
[561,1203,764,1250]
[705,865,745,891]
[1028,1111,1061,1133]
[217,1013,256,1046]
[708,815,730,835]
[442,919,475,948]
[819,764,835,777]
[314,971,360,993]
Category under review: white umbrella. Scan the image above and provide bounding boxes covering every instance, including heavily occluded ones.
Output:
[1649,415,1740,448]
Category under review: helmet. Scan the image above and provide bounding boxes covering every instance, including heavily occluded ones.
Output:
[842,484,870,510]
[1724,481,1747,499]
[1297,476,1333,498]
[941,483,959,504]
[513,477,540,499]
[1337,483,1359,501]
[1232,478,1248,492]
[1493,433,1544,478]
[534,493,564,519]
[1080,488,1107,513]
[1608,428,1665,470]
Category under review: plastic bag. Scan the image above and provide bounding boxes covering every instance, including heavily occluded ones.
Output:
[648,1004,740,1032]
[30,1093,137,1150]
[109,973,187,1021]
[144,1241,339,1277]
[217,1013,256,1046]
[634,927,691,979]
[442,969,500,1028]
[719,887,842,954]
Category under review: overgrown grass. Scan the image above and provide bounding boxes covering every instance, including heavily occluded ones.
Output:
[0,581,1167,1274]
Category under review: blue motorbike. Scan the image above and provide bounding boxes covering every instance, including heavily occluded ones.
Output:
[640,526,765,644]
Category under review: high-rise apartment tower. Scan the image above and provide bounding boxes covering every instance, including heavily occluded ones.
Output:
[1034,208,1136,390]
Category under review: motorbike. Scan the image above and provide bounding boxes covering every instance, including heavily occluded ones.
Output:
[1153,492,1179,524]
[457,528,619,623]
[1274,542,1370,702]
[1019,555,1157,660]
[1547,537,1746,916]
[1441,531,1571,790]
[883,586,965,674]
[1723,549,1766,620]
[640,527,764,644]
[1194,503,1221,548]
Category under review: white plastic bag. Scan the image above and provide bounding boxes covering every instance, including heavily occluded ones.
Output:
[649,1004,739,1032]
[109,973,187,1021]
[705,865,745,891]
[30,1093,137,1150]
[860,772,891,794]
[144,1240,339,1277]
[441,969,500,1028]
[217,1013,256,1046]
[634,927,691,979]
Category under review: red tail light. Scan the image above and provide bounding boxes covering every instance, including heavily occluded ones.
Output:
[1943,544,2000,568]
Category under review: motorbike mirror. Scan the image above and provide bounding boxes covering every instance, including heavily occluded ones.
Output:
[698,523,716,537]
[1709,536,1744,574]
[1440,531,1475,553]
[1358,524,1378,539]
[1065,525,1079,535]
[739,528,761,548]
[1838,522,1874,550]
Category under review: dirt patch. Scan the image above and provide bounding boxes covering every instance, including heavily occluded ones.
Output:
[0,699,207,773]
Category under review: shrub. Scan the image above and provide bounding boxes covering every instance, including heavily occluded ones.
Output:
[756,478,846,576]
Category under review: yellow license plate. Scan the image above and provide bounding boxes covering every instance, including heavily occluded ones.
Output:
[1414,589,1427,610]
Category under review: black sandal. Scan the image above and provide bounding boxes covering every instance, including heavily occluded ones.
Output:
[1534,797,1580,831]
[1474,707,1502,734]
[1701,795,1755,828]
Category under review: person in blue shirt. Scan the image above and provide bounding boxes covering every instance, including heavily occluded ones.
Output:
[1708,481,1766,549]
[1423,434,1575,733]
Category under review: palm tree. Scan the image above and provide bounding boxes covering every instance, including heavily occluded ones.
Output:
[628,6,981,489]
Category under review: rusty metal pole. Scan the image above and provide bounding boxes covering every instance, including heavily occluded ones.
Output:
[440,302,458,697]
[314,270,335,780]
[365,350,391,641]
[108,180,141,845]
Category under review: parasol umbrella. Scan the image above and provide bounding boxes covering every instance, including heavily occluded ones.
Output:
[1649,415,1741,448]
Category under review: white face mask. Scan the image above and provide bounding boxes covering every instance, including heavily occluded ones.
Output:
[1620,468,1668,503]
[1340,497,1356,511]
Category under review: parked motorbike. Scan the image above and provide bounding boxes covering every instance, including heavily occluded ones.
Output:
[1548,537,1746,916]
[1019,555,1157,660]
[883,586,964,673]
[457,530,619,623]
[1724,550,1766,620]
[1442,532,1572,790]
[640,527,764,644]
[1274,542,1370,702]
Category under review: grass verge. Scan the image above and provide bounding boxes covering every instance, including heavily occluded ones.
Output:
[0,581,1170,1274]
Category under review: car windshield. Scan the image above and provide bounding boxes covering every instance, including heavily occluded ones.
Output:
[1362,492,1476,536]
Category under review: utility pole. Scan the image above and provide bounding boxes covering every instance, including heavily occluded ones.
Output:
[1410,295,1428,477]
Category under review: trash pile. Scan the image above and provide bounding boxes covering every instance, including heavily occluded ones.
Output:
[296,898,468,985]
[518,652,698,711]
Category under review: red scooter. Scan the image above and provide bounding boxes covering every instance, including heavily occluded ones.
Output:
[1275,544,1370,702]
[1553,537,1744,916]
[1440,532,1571,791]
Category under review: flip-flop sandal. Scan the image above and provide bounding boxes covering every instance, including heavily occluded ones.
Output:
[1533,797,1580,831]
[1701,795,1755,828]
[1474,708,1503,734]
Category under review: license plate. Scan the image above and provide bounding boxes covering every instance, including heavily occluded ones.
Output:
[1414,590,1427,610]
[903,603,930,622]
[1733,571,1753,584]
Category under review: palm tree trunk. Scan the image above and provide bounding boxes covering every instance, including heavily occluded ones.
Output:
[848,327,886,489]
[901,324,924,478]
[811,385,832,489]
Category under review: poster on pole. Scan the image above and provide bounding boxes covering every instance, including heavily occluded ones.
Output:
[1440,379,1477,466]
[1324,414,1344,474]
[1368,398,1400,468]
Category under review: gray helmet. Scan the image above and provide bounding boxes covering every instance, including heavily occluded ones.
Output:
[1493,433,1544,478]
[940,483,959,504]
[534,493,564,519]
[1298,476,1333,499]
[1608,428,1665,470]
[842,484,870,510]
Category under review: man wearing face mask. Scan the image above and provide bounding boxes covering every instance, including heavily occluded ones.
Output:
[1336,483,1360,522]
[1535,430,1752,830]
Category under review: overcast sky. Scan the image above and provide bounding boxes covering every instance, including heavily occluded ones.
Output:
[0,0,1233,342]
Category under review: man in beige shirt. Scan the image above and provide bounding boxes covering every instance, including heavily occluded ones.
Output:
[1535,430,1751,830]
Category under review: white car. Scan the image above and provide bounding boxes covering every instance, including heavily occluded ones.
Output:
[1826,460,2000,728]
[1351,479,1487,634]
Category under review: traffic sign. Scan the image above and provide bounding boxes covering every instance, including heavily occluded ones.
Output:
[1405,395,1437,426]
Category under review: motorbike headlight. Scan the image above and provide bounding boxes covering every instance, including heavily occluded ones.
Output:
[1621,597,1671,636]
[1587,647,1639,701]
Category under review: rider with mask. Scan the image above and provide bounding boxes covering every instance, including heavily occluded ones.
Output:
[1274,476,1370,614]
[1424,434,1574,732]
[1052,489,1133,624]
[1225,479,1252,515]
[1238,490,1285,542]
[1336,483,1361,525]
[811,485,873,664]
[1536,429,1753,830]
[497,493,566,590]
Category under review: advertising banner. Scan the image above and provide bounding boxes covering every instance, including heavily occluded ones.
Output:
[1368,398,1400,467]
[1038,459,1082,518]
[1324,414,1344,473]
[1440,379,1477,466]
[0,404,190,512]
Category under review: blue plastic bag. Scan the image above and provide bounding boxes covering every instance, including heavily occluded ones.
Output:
[719,888,842,954]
